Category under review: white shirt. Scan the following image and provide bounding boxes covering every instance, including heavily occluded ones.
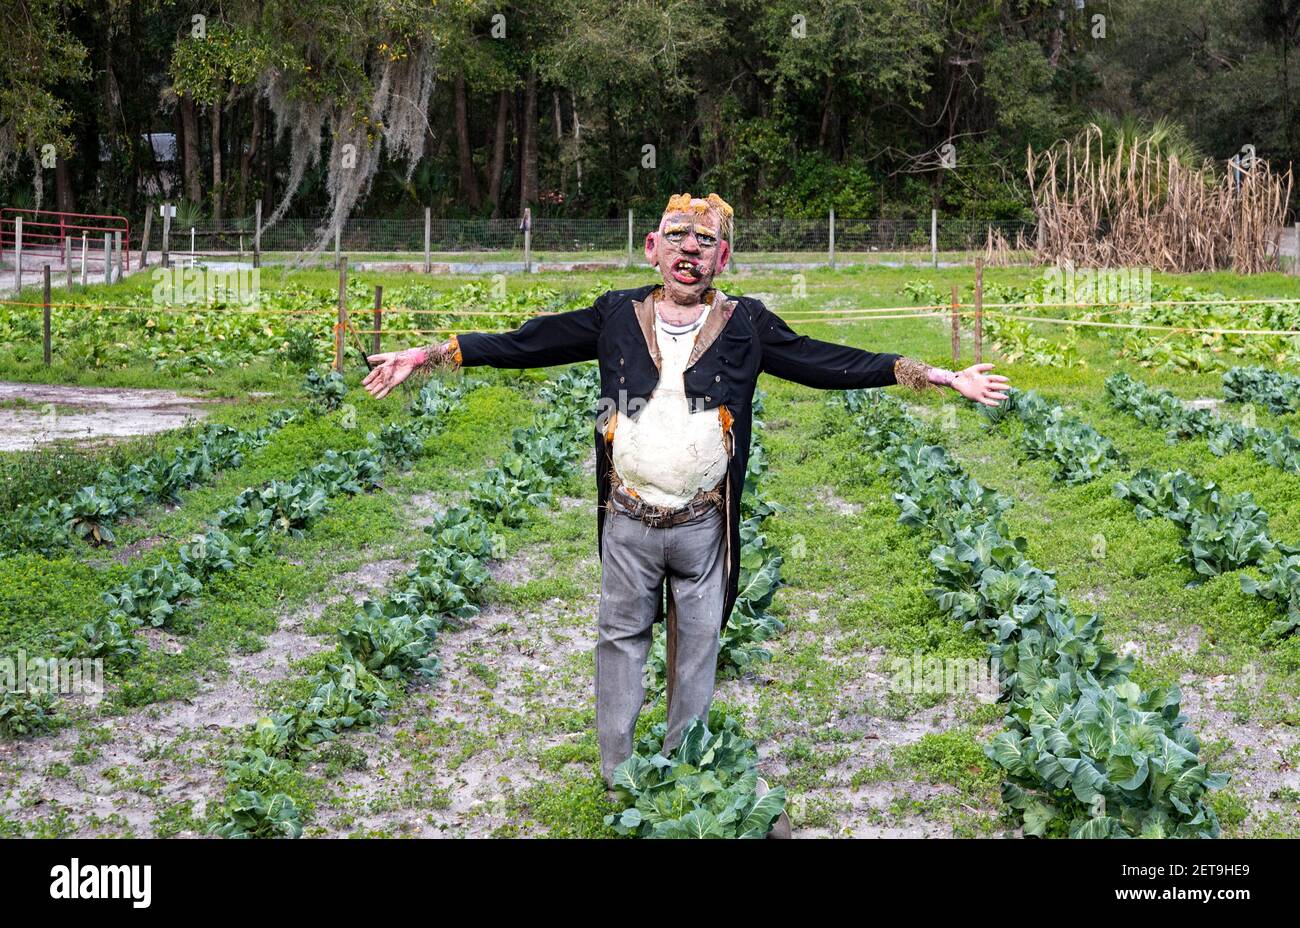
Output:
[611,304,729,508]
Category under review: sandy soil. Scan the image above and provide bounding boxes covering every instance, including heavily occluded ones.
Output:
[0,381,214,451]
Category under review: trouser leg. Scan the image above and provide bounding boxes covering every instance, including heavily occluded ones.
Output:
[595,511,665,785]
[662,506,727,755]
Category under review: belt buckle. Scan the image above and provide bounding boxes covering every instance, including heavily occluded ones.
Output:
[642,507,671,529]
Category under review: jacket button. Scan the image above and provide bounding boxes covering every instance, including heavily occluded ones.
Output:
[619,376,625,384]
[705,395,712,402]
[619,357,624,365]
[714,374,721,382]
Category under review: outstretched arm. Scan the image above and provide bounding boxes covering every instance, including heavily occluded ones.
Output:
[753,300,1009,406]
[363,299,604,400]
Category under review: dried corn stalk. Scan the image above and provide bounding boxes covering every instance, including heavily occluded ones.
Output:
[1028,124,1293,274]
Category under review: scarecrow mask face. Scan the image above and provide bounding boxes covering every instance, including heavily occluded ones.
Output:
[644,193,733,305]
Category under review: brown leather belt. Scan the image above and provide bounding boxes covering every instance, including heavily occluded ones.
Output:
[609,475,724,529]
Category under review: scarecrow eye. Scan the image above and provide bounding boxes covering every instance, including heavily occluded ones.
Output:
[664,230,687,244]
[696,232,717,247]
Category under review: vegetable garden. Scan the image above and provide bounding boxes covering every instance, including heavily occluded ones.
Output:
[1,262,1298,839]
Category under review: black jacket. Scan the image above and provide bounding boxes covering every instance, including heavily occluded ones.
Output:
[456,283,901,629]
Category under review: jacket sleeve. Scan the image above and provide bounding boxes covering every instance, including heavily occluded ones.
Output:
[455,294,603,369]
[749,298,900,390]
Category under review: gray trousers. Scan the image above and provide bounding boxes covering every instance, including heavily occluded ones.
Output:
[596,505,727,785]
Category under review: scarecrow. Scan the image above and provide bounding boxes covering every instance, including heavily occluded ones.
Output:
[364,193,1009,796]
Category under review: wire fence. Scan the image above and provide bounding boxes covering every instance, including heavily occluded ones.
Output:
[49,213,1036,266]
[226,214,1035,255]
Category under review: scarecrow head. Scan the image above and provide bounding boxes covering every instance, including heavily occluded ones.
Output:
[644,193,734,304]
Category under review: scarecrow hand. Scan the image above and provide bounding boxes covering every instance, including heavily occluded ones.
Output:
[363,345,436,399]
[952,363,1011,407]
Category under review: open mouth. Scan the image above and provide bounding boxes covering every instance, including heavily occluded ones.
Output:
[670,258,703,284]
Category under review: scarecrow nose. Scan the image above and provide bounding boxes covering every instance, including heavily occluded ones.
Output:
[682,235,701,253]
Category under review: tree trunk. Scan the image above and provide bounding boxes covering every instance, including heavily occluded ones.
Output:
[210,101,224,225]
[572,90,582,196]
[262,99,274,214]
[181,97,201,204]
[454,75,482,210]
[818,77,835,150]
[519,70,539,215]
[239,97,262,217]
[488,90,509,218]
[55,154,75,212]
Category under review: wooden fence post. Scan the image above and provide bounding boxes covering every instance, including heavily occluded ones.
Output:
[139,211,152,269]
[103,232,111,284]
[254,199,262,269]
[162,208,171,269]
[930,209,938,269]
[523,207,532,273]
[372,285,383,355]
[13,215,21,291]
[423,207,431,273]
[43,265,52,366]
[80,233,87,285]
[64,236,72,289]
[828,208,836,269]
[950,284,960,364]
[1294,223,1299,276]
[626,209,634,268]
[335,257,347,373]
[115,230,124,281]
[974,259,984,364]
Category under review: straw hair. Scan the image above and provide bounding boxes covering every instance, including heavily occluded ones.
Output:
[661,193,734,243]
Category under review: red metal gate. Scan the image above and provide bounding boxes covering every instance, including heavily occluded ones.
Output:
[0,207,132,273]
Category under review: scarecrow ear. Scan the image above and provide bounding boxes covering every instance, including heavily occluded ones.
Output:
[644,231,658,265]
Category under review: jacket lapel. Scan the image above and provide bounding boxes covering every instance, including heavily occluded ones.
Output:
[634,287,736,370]
[632,290,661,370]
[687,291,736,367]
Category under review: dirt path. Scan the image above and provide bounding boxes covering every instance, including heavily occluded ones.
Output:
[0,536,419,837]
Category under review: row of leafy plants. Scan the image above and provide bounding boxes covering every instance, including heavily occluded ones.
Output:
[0,279,610,376]
[1106,372,1300,474]
[211,366,614,837]
[981,387,1124,484]
[836,388,1228,838]
[1098,372,1300,637]
[1222,366,1300,416]
[1114,470,1299,638]
[935,276,1300,373]
[0,409,299,558]
[981,377,1298,639]
[0,377,479,741]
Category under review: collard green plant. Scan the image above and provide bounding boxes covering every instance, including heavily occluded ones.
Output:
[210,788,303,839]
[1114,468,1273,577]
[1222,366,1300,415]
[1107,372,1300,475]
[837,389,1227,838]
[0,686,67,738]
[982,388,1123,484]
[303,368,347,410]
[59,612,144,664]
[605,712,786,839]
[102,559,204,628]
[1241,549,1300,638]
